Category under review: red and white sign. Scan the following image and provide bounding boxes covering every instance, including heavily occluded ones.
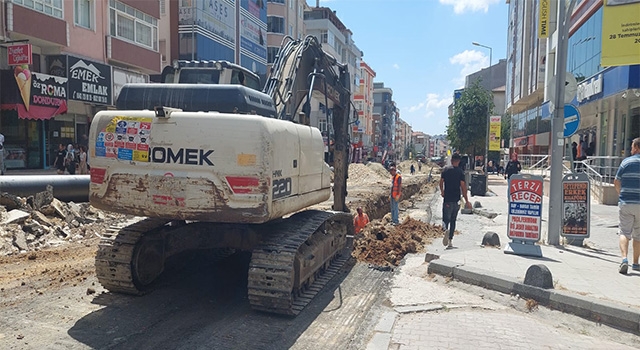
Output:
[8,44,32,66]
[507,174,543,242]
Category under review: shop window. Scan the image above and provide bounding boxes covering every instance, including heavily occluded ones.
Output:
[267,46,279,64]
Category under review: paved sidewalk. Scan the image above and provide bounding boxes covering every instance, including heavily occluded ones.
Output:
[423,174,639,331]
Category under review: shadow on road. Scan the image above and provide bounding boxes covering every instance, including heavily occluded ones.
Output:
[68,249,354,350]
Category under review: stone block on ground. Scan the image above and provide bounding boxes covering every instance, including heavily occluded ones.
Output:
[460,208,473,215]
[524,264,554,289]
[13,230,28,251]
[2,209,30,225]
[0,192,25,211]
[472,208,498,219]
[51,198,69,220]
[473,201,482,208]
[424,252,440,262]
[31,211,53,227]
[481,232,501,247]
[32,185,54,210]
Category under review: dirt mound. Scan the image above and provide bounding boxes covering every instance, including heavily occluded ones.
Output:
[352,217,445,267]
[366,162,392,179]
[348,163,389,186]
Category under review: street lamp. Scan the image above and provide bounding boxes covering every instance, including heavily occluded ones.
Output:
[472,41,492,177]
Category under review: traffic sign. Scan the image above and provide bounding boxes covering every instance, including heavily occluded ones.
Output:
[563,104,580,138]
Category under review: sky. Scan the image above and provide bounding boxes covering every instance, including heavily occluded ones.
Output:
[317,0,509,136]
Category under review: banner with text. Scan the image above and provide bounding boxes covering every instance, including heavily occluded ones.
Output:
[601,0,640,67]
[508,174,543,242]
[538,0,550,38]
[489,116,502,151]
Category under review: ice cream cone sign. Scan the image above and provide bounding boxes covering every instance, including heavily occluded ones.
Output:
[14,64,32,110]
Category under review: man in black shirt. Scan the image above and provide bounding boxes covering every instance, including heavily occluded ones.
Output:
[505,152,522,179]
[439,153,472,248]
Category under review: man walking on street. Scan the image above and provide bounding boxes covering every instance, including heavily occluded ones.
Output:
[615,137,640,274]
[505,152,522,179]
[439,153,472,248]
[389,165,402,225]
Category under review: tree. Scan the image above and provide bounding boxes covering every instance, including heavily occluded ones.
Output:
[447,79,494,159]
[501,112,511,148]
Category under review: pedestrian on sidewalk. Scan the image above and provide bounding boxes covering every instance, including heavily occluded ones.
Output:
[615,137,640,274]
[505,152,522,179]
[353,207,370,234]
[410,164,415,175]
[53,144,67,175]
[78,145,88,175]
[389,164,402,225]
[439,153,472,248]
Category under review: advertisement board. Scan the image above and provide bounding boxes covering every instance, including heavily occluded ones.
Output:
[8,44,32,66]
[561,173,590,238]
[507,174,543,242]
[601,0,640,66]
[112,68,149,103]
[14,71,68,120]
[538,0,550,38]
[489,116,501,151]
[67,56,112,105]
[188,0,236,46]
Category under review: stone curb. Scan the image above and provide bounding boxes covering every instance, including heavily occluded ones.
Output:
[427,259,640,333]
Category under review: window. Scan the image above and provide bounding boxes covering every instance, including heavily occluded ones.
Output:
[289,24,293,37]
[320,30,328,44]
[268,46,280,64]
[267,16,284,34]
[267,0,285,3]
[318,119,327,133]
[109,0,158,51]
[298,4,303,18]
[74,0,92,28]
[289,0,293,9]
[12,0,63,19]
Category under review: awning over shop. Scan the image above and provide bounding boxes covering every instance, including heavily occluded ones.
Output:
[1,69,68,120]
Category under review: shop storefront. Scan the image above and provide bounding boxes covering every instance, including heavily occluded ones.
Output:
[0,66,68,169]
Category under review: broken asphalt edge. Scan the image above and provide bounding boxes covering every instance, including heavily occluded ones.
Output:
[427,259,640,334]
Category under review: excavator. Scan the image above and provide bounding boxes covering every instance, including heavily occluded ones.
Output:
[88,36,354,315]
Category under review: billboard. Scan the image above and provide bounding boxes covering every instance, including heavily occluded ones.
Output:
[67,56,112,105]
[8,44,32,66]
[180,0,236,46]
[601,0,640,67]
[489,116,501,151]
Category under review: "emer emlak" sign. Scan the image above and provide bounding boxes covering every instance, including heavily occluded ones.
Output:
[508,174,543,242]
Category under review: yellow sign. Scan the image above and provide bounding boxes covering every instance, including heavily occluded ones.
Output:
[489,116,501,151]
[601,0,640,67]
[539,0,550,38]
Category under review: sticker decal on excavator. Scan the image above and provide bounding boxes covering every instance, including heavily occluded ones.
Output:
[96,116,152,162]
[273,177,292,199]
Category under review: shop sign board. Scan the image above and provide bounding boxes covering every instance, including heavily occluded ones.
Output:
[508,174,543,242]
[561,173,590,238]
[112,68,149,103]
[67,56,112,106]
[8,44,32,66]
[602,0,640,66]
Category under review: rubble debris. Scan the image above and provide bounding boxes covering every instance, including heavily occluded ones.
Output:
[2,209,30,225]
[0,191,130,256]
[352,216,446,267]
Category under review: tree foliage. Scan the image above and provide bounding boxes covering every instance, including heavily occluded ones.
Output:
[501,112,511,148]
[447,80,494,155]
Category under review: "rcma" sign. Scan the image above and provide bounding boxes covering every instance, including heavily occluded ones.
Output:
[8,44,32,66]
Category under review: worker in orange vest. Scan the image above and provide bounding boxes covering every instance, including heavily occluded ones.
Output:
[353,207,370,234]
[389,165,402,225]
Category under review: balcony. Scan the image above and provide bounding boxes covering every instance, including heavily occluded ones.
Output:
[8,3,67,46]
[106,36,161,73]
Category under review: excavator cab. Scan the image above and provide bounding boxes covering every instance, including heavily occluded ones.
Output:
[160,60,261,90]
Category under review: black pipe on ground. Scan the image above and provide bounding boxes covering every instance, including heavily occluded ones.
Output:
[0,175,90,203]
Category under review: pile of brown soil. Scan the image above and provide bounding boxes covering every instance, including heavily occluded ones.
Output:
[352,217,445,267]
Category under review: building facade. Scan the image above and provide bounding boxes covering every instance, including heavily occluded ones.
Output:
[1,0,160,170]
[373,82,396,162]
[353,60,375,157]
[173,0,268,83]
[394,116,411,161]
[266,0,307,70]
[412,131,429,156]
[506,0,640,159]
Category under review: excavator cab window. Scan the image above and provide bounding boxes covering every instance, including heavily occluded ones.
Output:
[231,70,260,91]
[178,68,221,84]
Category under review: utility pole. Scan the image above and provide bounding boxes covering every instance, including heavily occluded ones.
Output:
[472,41,492,182]
[548,0,577,245]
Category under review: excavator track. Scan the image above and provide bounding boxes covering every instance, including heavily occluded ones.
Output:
[95,217,170,295]
[247,210,353,315]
